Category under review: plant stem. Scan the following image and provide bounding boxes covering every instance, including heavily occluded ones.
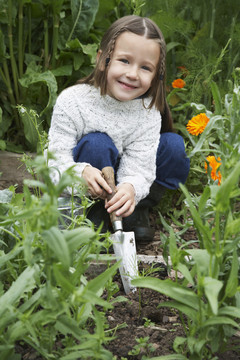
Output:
[51,12,60,69]
[44,18,49,70]
[1,61,20,128]
[215,211,220,254]
[8,0,20,103]
[67,0,82,43]
[18,0,24,78]
[27,3,32,53]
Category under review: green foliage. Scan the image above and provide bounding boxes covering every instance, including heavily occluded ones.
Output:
[0,0,104,151]
[133,70,240,359]
[0,155,119,359]
[1,0,240,151]
[142,0,240,109]
[128,336,156,358]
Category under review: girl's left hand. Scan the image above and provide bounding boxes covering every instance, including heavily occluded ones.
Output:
[105,183,135,217]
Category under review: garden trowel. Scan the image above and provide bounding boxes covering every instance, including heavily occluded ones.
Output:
[102,166,138,294]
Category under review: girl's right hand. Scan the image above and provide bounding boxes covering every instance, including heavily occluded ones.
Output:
[82,165,112,199]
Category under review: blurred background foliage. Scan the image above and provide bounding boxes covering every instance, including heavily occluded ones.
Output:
[0,0,239,152]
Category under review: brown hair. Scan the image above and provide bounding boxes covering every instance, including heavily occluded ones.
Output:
[78,15,173,133]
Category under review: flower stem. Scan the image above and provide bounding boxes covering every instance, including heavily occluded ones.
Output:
[8,0,20,103]
[18,0,24,78]
[67,0,83,43]
[51,13,59,69]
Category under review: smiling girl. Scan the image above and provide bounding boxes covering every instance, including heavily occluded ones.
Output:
[47,15,190,242]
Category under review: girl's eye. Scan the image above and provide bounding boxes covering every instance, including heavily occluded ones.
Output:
[119,58,129,64]
[142,65,151,71]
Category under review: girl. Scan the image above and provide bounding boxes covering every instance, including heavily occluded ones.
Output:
[47,15,190,241]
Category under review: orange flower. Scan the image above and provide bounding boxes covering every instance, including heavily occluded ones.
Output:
[186,113,210,136]
[205,156,222,185]
[172,78,186,88]
[177,66,189,78]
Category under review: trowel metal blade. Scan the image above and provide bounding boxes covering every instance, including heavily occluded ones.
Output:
[111,230,138,294]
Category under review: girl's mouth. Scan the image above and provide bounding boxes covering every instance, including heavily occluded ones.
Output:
[118,81,137,90]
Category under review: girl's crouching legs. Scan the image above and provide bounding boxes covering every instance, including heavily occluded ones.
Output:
[72,132,120,232]
[123,132,190,242]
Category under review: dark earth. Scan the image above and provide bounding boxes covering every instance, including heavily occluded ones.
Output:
[0,152,240,359]
[11,209,240,359]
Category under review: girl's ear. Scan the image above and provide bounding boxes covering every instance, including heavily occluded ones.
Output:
[96,50,102,63]
[96,49,105,71]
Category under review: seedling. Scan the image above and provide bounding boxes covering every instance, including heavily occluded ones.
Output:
[128,336,156,358]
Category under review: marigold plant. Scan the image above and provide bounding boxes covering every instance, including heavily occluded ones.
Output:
[186,113,210,136]
[205,155,222,185]
[172,78,186,88]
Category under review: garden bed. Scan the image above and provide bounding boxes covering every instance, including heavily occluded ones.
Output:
[1,156,239,359]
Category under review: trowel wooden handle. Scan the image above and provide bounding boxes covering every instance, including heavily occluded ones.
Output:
[102,166,122,223]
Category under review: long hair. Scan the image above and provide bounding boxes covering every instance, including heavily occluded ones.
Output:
[78,15,173,133]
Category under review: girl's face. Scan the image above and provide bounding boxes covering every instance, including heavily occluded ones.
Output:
[106,31,160,101]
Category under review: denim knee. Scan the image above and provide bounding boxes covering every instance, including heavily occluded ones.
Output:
[155,132,190,189]
[72,132,119,170]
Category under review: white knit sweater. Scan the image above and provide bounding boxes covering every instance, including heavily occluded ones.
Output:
[47,83,162,204]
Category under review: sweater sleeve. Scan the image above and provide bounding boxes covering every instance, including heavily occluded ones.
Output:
[46,89,90,186]
[117,111,161,204]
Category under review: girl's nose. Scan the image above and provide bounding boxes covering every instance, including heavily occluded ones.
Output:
[126,65,139,79]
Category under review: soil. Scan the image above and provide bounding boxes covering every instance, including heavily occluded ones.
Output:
[12,209,240,360]
[1,161,239,360]
[98,209,240,360]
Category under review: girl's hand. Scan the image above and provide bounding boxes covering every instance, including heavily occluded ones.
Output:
[105,183,135,217]
[82,166,112,199]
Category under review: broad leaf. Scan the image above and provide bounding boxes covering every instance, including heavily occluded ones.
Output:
[225,249,239,298]
[42,227,70,268]
[0,266,37,317]
[203,277,223,315]
[202,316,239,328]
[132,277,199,310]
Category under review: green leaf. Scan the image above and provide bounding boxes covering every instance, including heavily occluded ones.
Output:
[63,227,95,252]
[53,265,75,293]
[177,263,194,285]
[158,301,198,322]
[225,217,240,238]
[218,306,240,319]
[148,354,187,360]
[203,277,223,315]
[215,161,240,212]
[82,289,113,309]
[55,315,84,340]
[51,0,64,14]
[80,43,98,64]
[166,41,182,52]
[71,0,99,40]
[186,249,210,276]
[51,65,73,77]
[210,81,222,114]
[0,139,6,150]
[202,316,239,328]
[132,277,199,310]
[0,30,6,61]
[0,266,37,317]
[0,246,23,268]
[19,67,58,116]
[225,249,239,298]
[169,228,179,267]
[85,261,119,296]
[180,184,212,252]
[17,107,40,151]
[198,186,211,215]
[42,227,70,268]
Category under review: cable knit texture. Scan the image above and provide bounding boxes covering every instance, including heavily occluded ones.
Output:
[47,83,162,204]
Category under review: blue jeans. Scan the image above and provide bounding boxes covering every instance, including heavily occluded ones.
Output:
[73,132,190,190]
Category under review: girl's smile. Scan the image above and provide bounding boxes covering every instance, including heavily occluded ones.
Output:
[106,32,160,101]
